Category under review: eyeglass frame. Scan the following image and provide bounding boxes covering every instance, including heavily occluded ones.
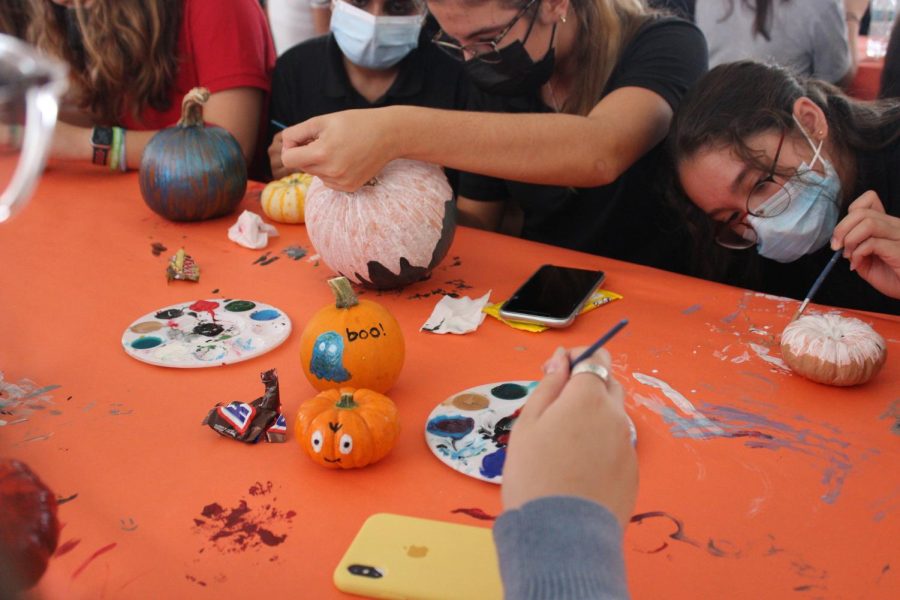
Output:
[431,0,540,64]
[714,129,790,249]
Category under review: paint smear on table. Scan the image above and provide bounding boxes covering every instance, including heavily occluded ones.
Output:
[71,542,117,579]
[631,373,855,504]
[193,481,295,553]
[749,343,790,370]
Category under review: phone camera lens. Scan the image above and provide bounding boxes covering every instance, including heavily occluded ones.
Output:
[348,564,383,578]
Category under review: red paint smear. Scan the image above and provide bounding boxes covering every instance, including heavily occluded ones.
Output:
[71,542,117,579]
[54,538,81,557]
[190,300,220,322]
[451,507,497,521]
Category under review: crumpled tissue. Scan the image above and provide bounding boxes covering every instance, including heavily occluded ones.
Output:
[420,291,491,334]
[228,210,279,249]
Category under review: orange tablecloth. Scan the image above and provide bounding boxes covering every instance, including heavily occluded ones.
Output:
[850,36,886,100]
[1,165,898,599]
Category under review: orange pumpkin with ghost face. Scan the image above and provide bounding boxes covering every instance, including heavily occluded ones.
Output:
[295,387,400,469]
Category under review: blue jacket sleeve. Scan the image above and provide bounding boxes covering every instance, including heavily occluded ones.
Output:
[493,496,629,599]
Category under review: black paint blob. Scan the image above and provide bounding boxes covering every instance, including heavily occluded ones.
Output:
[491,383,528,400]
[155,308,184,319]
[194,323,225,337]
[225,300,255,312]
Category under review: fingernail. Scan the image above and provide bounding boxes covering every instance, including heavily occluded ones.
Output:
[542,347,567,374]
[830,238,839,250]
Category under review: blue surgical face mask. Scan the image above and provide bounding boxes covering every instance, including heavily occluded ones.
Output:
[331,1,424,70]
[747,117,841,263]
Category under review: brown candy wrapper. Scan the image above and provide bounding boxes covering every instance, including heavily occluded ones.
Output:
[167,248,200,282]
[202,369,287,443]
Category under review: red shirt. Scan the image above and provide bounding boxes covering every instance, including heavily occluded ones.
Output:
[121,0,275,130]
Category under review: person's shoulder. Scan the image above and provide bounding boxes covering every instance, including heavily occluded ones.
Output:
[278,35,331,66]
[621,15,707,64]
[184,0,267,24]
[632,14,705,44]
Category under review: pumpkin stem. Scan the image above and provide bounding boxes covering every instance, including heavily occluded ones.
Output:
[178,87,210,128]
[336,392,358,409]
[328,276,359,309]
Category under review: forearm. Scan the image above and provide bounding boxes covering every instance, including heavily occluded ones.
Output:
[394,106,621,188]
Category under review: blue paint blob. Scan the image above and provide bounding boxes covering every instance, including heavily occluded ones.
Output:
[309,331,351,382]
[491,383,528,400]
[426,415,475,440]
[131,336,163,350]
[480,447,507,479]
[250,309,280,321]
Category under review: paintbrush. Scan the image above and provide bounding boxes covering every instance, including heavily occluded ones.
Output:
[569,318,629,370]
[791,248,842,321]
[271,119,288,131]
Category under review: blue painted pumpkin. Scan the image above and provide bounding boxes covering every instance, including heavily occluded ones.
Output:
[138,87,247,222]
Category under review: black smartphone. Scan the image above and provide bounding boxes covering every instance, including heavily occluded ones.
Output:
[499,264,606,328]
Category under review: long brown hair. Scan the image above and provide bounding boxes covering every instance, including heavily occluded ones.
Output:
[0,1,29,38]
[26,0,181,124]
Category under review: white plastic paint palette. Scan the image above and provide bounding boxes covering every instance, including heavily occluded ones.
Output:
[122,299,291,368]
[425,380,637,485]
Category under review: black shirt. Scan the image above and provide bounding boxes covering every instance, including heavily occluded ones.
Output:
[266,26,469,186]
[755,136,900,315]
[458,17,708,273]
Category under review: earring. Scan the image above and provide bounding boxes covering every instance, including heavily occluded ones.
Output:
[561,14,567,23]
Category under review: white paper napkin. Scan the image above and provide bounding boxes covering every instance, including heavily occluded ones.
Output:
[420,291,491,334]
[227,210,279,249]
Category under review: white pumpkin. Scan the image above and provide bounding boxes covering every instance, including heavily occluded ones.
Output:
[304,159,456,289]
[781,313,887,386]
[261,172,313,224]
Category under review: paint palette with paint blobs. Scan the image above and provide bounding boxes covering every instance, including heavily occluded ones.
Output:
[122,299,291,368]
[425,381,637,484]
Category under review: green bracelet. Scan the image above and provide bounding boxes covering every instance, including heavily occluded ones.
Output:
[110,126,122,171]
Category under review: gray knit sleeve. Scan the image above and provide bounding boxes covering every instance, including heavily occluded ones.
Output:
[493,496,628,600]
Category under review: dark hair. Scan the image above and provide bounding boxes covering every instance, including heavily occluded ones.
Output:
[882,18,900,99]
[0,0,29,38]
[671,60,900,176]
[668,60,900,280]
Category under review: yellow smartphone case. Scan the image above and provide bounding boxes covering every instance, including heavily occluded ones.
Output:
[333,513,503,600]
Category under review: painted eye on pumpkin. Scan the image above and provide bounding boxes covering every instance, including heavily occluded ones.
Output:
[311,430,324,453]
[339,434,353,455]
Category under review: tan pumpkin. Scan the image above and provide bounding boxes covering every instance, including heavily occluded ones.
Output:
[260,172,312,224]
[781,313,887,386]
[304,159,456,289]
[295,387,400,469]
[299,276,405,393]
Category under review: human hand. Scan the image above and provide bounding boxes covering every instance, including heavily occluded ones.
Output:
[501,347,638,528]
[281,108,397,191]
[831,191,900,299]
[844,0,869,21]
[268,132,291,180]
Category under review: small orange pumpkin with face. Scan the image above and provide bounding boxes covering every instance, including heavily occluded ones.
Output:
[296,387,400,469]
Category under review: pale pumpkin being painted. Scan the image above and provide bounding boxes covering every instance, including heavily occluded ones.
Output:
[304,159,456,289]
[781,314,887,386]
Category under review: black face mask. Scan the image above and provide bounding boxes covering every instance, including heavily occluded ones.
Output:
[464,23,556,97]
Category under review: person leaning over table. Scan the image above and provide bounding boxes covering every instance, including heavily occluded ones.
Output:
[495,345,637,599]
[670,60,900,316]
[881,16,900,99]
[266,0,469,188]
[279,0,708,274]
[1,0,274,172]
[695,0,870,88]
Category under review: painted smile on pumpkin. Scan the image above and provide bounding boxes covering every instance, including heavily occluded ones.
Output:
[324,457,342,463]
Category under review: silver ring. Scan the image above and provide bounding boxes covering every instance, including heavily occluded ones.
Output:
[571,362,610,384]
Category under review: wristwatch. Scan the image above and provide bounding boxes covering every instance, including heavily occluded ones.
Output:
[91,126,113,166]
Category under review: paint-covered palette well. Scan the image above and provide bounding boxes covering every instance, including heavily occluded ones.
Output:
[425,381,637,484]
[121,299,291,368]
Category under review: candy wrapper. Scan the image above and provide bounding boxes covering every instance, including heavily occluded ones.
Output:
[166,248,200,282]
[202,369,287,443]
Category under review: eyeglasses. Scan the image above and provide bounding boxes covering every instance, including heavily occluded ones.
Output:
[431,0,539,64]
[714,130,791,249]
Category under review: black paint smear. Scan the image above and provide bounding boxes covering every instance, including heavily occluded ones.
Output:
[151,242,167,256]
[631,511,702,551]
[491,383,528,400]
[408,288,461,300]
[260,256,280,266]
[193,323,224,337]
[194,488,293,553]
[211,288,220,294]
[253,252,279,265]
[356,199,457,290]
[155,308,183,319]
[56,493,78,505]
[445,278,473,290]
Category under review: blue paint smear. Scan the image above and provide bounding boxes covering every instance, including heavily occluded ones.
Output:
[721,310,740,323]
[682,304,702,315]
[21,385,62,400]
[131,337,163,350]
[480,447,506,479]
[250,309,280,321]
[427,415,475,440]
